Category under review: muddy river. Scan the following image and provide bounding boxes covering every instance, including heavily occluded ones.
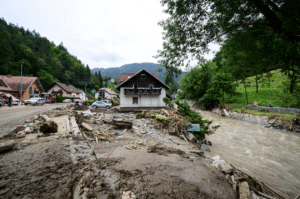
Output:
[196,110,300,199]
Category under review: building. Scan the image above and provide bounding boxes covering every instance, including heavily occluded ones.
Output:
[95,88,117,100]
[0,75,44,101]
[116,69,170,111]
[47,82,81,98]
[119,73,158,84]
[79,90,88,101]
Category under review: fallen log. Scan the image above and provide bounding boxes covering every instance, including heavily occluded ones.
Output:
[81,123,93,131]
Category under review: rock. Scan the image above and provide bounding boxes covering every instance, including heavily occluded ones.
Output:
[220,162,233,174]
[211,157,233,174]
[40,121,58,134]
[187,133,197,143]
[223,109,230,117]
[201,144,210,152]
[0,140,15,153]
[24,127,32,133]
[16,131,26,138]
[239,181,251,199]
[81,123,93,131]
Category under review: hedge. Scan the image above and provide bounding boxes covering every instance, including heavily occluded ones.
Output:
[56,96,76,103]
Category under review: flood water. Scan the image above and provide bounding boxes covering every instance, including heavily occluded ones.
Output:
[197,110,300,199]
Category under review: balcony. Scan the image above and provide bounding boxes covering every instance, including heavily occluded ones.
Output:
[124,88,161,95]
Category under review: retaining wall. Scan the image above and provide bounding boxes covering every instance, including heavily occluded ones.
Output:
[246,105,300,115]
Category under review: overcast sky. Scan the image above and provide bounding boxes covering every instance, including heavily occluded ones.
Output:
[1,0,220,69]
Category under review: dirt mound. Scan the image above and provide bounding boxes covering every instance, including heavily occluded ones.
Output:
[147,144,189,158]
[40,121,58,134]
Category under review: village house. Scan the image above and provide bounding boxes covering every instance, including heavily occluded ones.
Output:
[95,88,117,100]
[47,82,81,98]
[0,75,44,101]
[116,69,170,111]
[78,90,88,101]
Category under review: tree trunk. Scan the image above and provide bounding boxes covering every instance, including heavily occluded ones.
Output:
[290,76,296,94]
[255,75,259,93]
[244,81,248,105]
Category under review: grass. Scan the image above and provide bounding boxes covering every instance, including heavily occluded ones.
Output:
[229,107,296,119]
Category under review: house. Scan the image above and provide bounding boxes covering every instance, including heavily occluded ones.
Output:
[95,88,117,100]
[79,90,88,101]
[116,69,170,111]
[0,75,44,101]
[47,82,81,98]
[119,73,158,84]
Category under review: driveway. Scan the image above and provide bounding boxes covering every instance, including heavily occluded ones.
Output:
[0,103,67,137]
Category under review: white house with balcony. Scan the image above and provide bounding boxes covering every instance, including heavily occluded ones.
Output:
[116,69,170,111]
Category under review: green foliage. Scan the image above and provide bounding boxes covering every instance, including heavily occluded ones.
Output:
[84,100,94,105]
[156,116,169,121]
[136,113,146,119]
[55,96,75,103]
[109,98,117,105]
[97,96,102,100]
[175,101,212,139]
[163,97,171,105]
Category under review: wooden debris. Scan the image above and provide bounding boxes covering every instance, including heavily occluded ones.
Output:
[81,123,93,131]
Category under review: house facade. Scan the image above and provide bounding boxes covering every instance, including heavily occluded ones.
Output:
[47,82,81,98]
[95,88,117,100]
[116,69,170,111]
[0,75,44,101]
[79,90,88,101]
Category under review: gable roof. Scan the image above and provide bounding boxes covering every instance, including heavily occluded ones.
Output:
[50,82,81,93]
[0,75,44,92]
[119,73,158,83]
[116,69,170,90]
[99,88,117,95]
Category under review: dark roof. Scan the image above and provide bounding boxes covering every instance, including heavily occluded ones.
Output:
[119,73,158,83]
[99,88,117,95]
[0,75,44,92]
[50,82,81,93]
[116,69,170,90]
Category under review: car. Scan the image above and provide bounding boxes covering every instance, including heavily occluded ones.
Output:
[24,98,46,105]
[62,99,72,103]
[0,93,20,105]
[91,101,112,109]
[73,99,82,103]
[0,97,3,107]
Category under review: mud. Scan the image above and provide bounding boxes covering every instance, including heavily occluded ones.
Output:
[147,143,189,158]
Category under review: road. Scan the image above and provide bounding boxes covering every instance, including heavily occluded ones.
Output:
[0,103,66,137]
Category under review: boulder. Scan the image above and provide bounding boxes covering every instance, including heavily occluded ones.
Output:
[40,121,58,134]
[16,131,26,138]
[0,140,15,153]
[187,133,197,143]
[201,144,210,152]
[239,181,251,199]
[211,156,233,174]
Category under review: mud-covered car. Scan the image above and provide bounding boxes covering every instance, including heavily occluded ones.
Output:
[24,98,46,105]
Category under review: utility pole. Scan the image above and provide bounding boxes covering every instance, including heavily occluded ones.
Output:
[20,62,25,105]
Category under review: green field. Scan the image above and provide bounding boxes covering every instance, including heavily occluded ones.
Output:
[225,69,300,109]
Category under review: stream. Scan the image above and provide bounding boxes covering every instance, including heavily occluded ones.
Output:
[197,110,300,199]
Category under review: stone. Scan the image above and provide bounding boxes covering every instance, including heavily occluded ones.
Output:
[0,140,15,153]
[201,144,210,152]
[239,181,251,199]
[220,163,234,174]
[16,131,26,138]
[40,121,58,134]
[187,133,197,143]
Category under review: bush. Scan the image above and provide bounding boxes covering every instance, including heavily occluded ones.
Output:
[163,97,171,105]
[175,101,212,139]
[84,100,94,105]
[98,96,102,100]
[109,98,117,105]
[56,96,76,103]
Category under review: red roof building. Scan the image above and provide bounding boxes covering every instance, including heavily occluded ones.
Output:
[119,73,158,83]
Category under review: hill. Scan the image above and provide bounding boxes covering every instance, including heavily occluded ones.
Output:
[91,63,185,83]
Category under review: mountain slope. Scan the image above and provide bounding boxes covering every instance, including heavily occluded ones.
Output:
[91,63,185,83]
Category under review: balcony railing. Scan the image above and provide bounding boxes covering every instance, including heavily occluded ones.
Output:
[124,88,161,95]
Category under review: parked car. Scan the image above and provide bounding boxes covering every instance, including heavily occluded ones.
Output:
[0,97,3,107]
[62,99,72,103]
[40,93,56,103]
[0,93,20,105]
[24,98,46,105]
[91,101,112,109]
[100,100,112,105]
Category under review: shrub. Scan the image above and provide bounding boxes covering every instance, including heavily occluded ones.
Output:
[84,100,94,105]
[163,97,171,105]
[175,101,212,139]
[56,96,76,103]
[98,96,102,100]
[109,98,117,105]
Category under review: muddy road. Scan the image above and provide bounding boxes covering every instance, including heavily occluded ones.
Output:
[0,103,66,137]
[197,110,300,199]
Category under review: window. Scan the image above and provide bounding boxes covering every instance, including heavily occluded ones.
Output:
[29,87,32,94]
[133,97,138,104]
[149,84,154,89]
[134,84,138,89]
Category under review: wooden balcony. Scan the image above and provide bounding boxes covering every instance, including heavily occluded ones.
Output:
[124,88,161,95]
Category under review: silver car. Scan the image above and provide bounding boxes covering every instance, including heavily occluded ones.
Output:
[24,98,45,105]
[91,101,112,109]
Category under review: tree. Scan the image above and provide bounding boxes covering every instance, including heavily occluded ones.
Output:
[156,0,300,74]
[98,70,103,88]
[163,71,178,95]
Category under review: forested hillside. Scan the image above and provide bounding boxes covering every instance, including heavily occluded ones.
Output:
[0,18,103,91]
[91,62,186,83]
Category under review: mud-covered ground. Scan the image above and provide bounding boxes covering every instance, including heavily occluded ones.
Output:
[0,107,237,199]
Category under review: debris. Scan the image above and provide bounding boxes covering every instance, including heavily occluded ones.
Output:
[41,115,51,122]
[211,156,233,174]
[239,181,251,199]
[24,127,32,133]
[187,133,198,143]
[189,150,204,156]
[104,119,132,129]
[121,190,136,199]
[16,131,26,138]
[82,109,93,115]
[124,141,141,150]
[115,132,120,136]
[40,121,58,134]
[0,140,15,153]
[201,144,210,152]
[81,123,93,131]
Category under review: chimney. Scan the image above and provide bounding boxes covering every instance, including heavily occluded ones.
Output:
[7,75,12,78]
